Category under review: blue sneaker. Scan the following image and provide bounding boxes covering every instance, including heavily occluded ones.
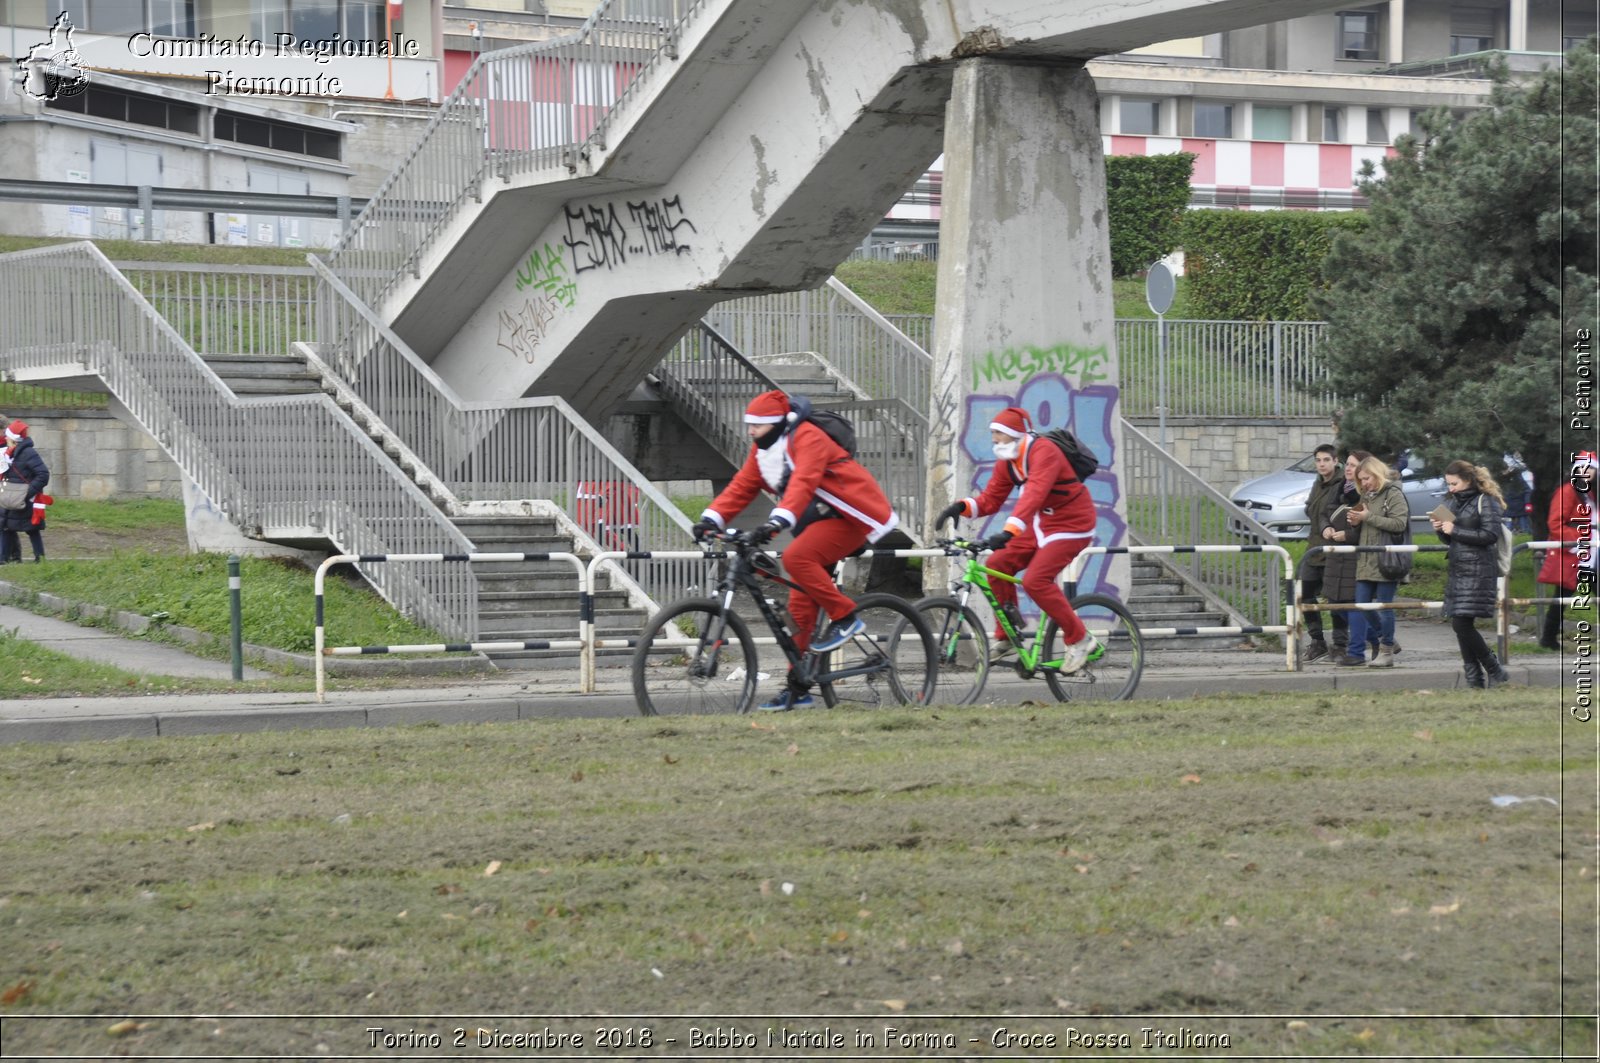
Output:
[812,615,866,652]
[757,691,815,712]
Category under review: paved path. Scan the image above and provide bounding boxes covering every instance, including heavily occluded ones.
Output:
[0,608,1570,745]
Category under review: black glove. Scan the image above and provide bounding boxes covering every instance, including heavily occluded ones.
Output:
[745,518,788,547]
[691,518,718,543]
[981,530,1014,553]
[935,502,965,529]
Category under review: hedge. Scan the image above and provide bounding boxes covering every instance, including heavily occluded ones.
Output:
[1105,152,1196,278]
[1181,210,1368,320]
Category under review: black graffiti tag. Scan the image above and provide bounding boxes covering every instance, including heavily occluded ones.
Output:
[562,196,697,273]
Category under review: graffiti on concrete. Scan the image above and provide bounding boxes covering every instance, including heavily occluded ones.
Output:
[496,296,562,364]
[961,373,1125,602]
[514,242,577,306]
[970,341,1111,392]
[563,195,697,274]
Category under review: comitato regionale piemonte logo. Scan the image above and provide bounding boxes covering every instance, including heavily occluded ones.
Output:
[15,12,90,102]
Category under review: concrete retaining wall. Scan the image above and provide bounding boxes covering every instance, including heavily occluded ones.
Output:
[1127,415,1333,493]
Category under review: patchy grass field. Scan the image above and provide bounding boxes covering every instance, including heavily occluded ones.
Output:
[0,688,1592,1058]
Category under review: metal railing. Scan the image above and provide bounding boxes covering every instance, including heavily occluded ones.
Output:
[703,277,933,423]
[0,241,478,636]
[1120,419,1284,627]
[1115,319,1333,418]
[324,0,704,309]
[119,263,318,357]
[307,255,700,608]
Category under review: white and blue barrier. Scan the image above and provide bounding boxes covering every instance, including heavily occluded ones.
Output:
[314,551,587,701]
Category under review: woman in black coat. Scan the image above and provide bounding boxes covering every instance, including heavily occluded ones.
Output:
[1431,460,1507,689]
[1,420,49,563]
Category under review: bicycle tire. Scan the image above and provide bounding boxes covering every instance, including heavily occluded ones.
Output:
[912,595,990,705]
[818,592,938,709]
[632,599,759,716]
[1041,593,1144,703]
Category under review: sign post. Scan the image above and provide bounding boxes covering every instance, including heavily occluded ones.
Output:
[1145,261,1177,536]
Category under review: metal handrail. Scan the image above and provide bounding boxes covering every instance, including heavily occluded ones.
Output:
[0,241,479,636]
[324,0,706,310]
[306,254,700,610]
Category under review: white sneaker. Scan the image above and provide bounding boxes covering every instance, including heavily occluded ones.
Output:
[1060,634,1103,674]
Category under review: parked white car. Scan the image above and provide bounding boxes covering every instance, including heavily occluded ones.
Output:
[1229,453,1448,540]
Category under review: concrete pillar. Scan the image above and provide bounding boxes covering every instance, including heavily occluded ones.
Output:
[1387,0,1407,64]
[1508,0,1528,51]
[925,59,1129,605]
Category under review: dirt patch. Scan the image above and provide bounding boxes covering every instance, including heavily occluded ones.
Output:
[33,518,189,560]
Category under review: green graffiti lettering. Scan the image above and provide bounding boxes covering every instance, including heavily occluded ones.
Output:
[970,342,1110,390]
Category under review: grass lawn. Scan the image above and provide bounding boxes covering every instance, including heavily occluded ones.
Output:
[0,688,1591,1056]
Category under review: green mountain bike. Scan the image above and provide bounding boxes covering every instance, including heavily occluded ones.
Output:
[916,537,1144,704]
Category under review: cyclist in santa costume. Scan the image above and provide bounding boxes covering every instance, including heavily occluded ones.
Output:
[692,390,898,710]
[936,406,1102,673]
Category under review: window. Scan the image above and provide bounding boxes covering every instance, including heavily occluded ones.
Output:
[1450,7,1495,54]
[215,112,342,160]
[1322,106,1343,143]
[1366,108,1388,143]
[253,0,384,42]
[1337,10,1380,60]
[1120,98,1161,135]
[57,0,191,36]
[1193,102,1233,139]
[1253,104,1292,141]
[48,84,200,135]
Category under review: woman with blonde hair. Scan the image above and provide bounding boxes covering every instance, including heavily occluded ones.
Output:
[1431,460,1510,688]
[1335,455,1410,668]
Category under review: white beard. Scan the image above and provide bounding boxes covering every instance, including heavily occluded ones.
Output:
[992,440,1020,461]
[756,433,790,492]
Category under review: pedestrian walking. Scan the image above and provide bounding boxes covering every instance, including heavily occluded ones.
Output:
[1431,461,1511,688]
[1299,443,1348,661]
[0,420,49,564]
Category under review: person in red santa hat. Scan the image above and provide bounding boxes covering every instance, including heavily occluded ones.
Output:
[1537,450,1597,651]
[693,390,898,710]
[1,420,50,564]
[934,406,1102,673]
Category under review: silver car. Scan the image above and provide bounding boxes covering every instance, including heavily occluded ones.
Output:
[1229,453,1448,540]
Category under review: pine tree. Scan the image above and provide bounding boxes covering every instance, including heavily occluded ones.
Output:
[1314,41,1596,513]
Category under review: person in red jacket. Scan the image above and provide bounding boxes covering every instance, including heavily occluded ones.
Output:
[935,406,1102,673]
[693,390,899,710]
[1537,450,1597,650]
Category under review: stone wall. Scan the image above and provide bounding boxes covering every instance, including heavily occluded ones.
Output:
[3,402,183,501]
[1126,416,1334,493]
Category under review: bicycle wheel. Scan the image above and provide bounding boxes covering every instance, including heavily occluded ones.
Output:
[913,595,989,705]
[1041,593,1144,703]
[818,593,938,709]
[632,600,759,716]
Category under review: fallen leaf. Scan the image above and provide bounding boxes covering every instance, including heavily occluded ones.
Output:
[483,860,502,877]
[1286,1020,1310,1032]
[185,822,215,833]
[1180,773,1202,784]
[759,879,772,896]
[20,676,41,685]
[1356,1028,1376,1041]
[1075,864,1090,875]
[663,754,678,764]
[830,930,848,943]
[107,1020,146,1037]
[1223,916,1241,927]
[882,999,907,1011]
[750,721,776,731]
[1413,729,1434,741]
[1429,900,1461,916]
[434,884,462,896]
[0,980,34,1005]
[786,743,800,757]
[569,770,584,782]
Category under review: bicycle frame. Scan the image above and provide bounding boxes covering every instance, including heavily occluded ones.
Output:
[945,548,1068,675]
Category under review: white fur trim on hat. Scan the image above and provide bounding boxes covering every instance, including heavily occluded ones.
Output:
[989,421,1026,439]
[743,413,785,424]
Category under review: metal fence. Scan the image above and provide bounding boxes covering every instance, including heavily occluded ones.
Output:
[1115,318,1333,418]
[119,262,318,357]
[1116,420,1285,628]
[0,241,478,636]
[325,0,703,309]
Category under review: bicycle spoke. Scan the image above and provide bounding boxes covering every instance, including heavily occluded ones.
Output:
[632,601,759,715]
[819,594,937,708]
[1043,594,1144,703]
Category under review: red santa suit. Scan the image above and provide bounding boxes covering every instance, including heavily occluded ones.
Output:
[701,391,897,652]
[1537,451,1597,591]
[951,407,1096,643]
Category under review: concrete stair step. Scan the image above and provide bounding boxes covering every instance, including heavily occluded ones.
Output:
[1127,594,1211,615]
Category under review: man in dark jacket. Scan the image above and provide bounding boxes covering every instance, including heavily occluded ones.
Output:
[1300,444,1346,661]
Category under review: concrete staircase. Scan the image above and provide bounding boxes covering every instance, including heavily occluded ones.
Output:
[1125,554,1244,651]
[201,354,324,396]
[451,515,650,671]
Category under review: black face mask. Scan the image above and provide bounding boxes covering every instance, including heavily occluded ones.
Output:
[753,423,783,450]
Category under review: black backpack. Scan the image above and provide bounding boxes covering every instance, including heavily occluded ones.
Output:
[1039,427,1100,483]
[785,394,856,456]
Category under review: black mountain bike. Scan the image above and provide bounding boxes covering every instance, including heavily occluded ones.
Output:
[631,529,938,715]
